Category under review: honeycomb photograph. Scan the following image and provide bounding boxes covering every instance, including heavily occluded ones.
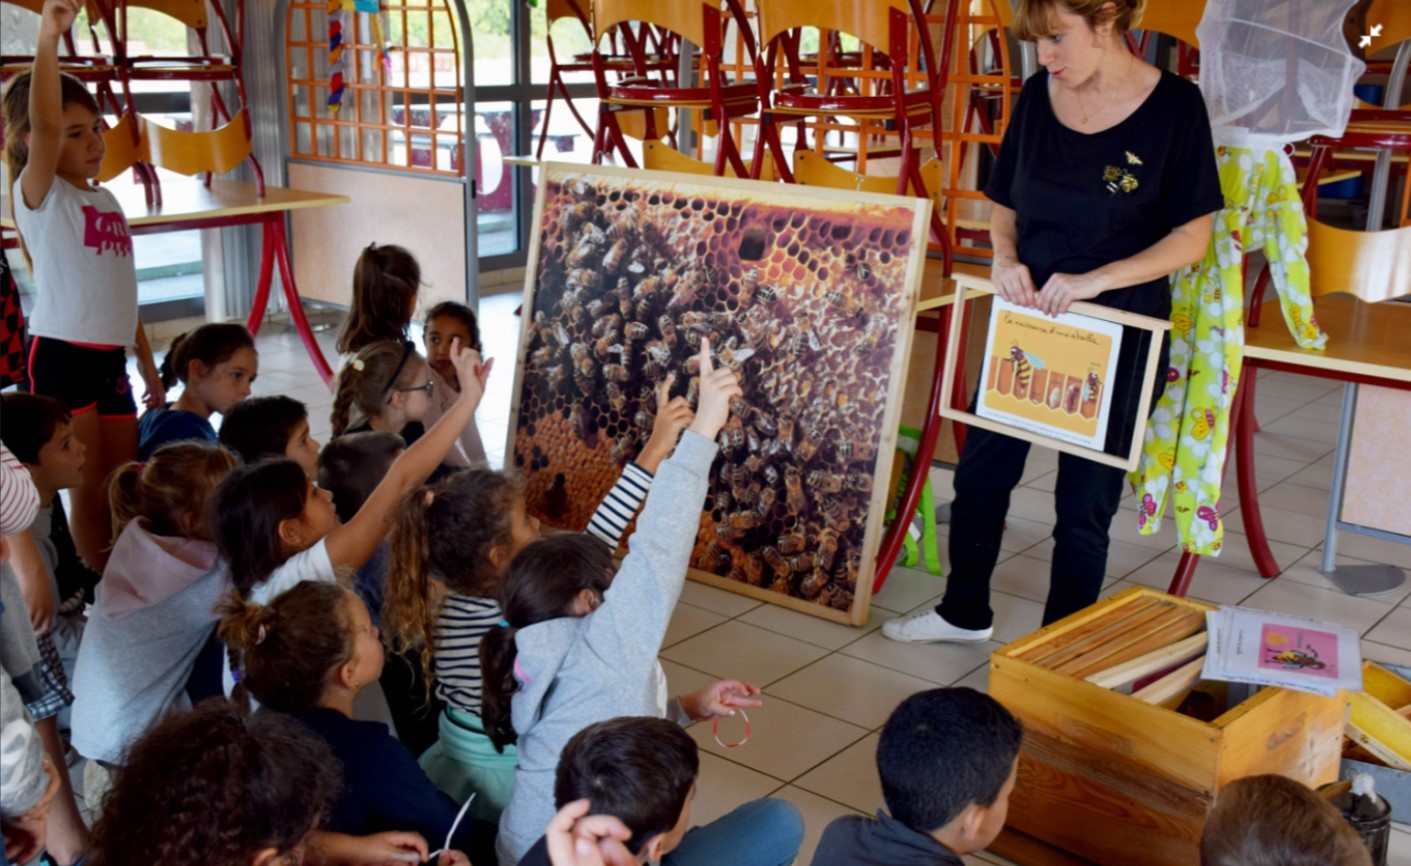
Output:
[509,164,928,624]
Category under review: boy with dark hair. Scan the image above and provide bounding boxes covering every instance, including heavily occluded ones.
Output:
[813,687,1023,866]
[0,391,95,860]
[519,716,800,866]
[317,431,405,523]
[517,717,698,866]
[216,395,321,477]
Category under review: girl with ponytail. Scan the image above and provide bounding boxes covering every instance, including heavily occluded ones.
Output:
[382,375,693,825]
[219,581,485,865]
[213,337,489,697]
[489,342,796,866]
[139,323,257,459]
[69,441,239,803]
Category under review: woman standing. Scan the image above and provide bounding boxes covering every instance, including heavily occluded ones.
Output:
[884,0,1222,642]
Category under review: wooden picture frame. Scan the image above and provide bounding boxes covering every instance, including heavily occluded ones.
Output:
[940,273,1172,471]
[506,162,931,625]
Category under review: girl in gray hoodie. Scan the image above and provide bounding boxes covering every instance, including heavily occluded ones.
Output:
[480,343,802,866]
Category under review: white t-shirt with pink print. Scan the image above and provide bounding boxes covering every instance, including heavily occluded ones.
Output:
[14,174,138,347]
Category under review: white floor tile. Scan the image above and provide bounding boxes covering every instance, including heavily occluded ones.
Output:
[775,786,866,866]
[738,603,885,651]
[793,734,885,815]
[766,654,942,730]
[839,631,1001,687]
[1364,605,1411,650]
[660,620,831,688]
[1241,578,1395,635]
[687,695,868,781]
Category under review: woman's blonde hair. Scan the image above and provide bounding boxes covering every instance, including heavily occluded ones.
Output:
[1011,0,1145,41]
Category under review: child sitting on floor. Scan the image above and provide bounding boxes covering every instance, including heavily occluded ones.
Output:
[214,338,487,697]
[383,373,693,822]
[318,430,442,755]
[220,581,483,865]
[812,687,1023,866]
[1200,774,1372,866]
[70,441,239,808]
[423,300,486,465]
[139,323,257,459]
[217,394,322,477]
[480,341,803,866]
[515,716,705,866]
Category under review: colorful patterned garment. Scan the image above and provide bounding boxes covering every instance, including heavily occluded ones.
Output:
[1130,145,1325,555]
[0,247,25,387]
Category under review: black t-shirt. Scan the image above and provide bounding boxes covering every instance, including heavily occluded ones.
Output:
[984,69,1224,320]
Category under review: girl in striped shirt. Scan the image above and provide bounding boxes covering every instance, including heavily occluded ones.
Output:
[384,375,693,824]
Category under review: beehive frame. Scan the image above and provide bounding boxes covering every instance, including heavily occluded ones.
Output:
[940,273,1172,471]
[508,162,931,625]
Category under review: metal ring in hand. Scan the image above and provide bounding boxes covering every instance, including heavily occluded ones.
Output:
[712,708,750,749]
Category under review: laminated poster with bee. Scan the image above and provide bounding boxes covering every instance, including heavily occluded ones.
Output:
[507,163,931,625]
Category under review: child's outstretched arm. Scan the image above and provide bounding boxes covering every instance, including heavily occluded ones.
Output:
[19,0,82,210]
[585,374,692,547]
[325,339,491,573]
[582,339,741,671]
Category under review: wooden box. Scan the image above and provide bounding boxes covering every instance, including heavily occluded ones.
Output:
[988,587,1347,866]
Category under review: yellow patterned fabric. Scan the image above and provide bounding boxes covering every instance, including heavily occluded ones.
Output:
[1131,145,1325,554]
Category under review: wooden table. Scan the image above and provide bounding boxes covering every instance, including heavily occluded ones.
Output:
[2,178,350,386]
[1167,295,1411,591]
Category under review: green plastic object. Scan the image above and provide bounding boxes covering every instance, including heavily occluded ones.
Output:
[887,424,942,576]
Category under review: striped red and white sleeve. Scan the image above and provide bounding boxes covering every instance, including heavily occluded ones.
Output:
[1,444,40,536]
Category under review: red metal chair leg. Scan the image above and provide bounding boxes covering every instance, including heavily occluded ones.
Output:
[1166,552,1200,597]
[1233,369,1280,577]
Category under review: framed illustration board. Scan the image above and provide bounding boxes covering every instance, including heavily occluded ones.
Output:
[506,162,931,625]
[939,274,1172,471]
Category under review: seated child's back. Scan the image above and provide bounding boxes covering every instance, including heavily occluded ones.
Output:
[813,687,1023,866]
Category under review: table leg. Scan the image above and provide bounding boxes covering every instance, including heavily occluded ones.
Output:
[1167,552,1200,597]
[245,220,277,335]
[268,214,335,387]
[1233,370,1281,578]
[874,304,953,593]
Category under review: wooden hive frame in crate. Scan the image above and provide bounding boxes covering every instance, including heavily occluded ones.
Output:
[988,586,1347,866]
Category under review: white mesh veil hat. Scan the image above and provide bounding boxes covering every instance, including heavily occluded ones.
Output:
[1196,0,1366,148]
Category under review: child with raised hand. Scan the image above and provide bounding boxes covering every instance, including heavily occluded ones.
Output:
[383,374,694,822]
[219,581,485,866]
[217,394,322,478]
[3,0,164,572]
[69,441,239,805]
[423,301,486,465]
[139,323,257,459]
[215,338,489,693]
[484,341,803,866]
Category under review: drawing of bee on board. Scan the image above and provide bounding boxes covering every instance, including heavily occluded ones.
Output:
[1009,341,1046,396]
[1083,365,1102,404]
[1266,646,1327,670]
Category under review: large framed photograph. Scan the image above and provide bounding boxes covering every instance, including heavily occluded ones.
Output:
[506,162,931,625]
[941,274,1172,471]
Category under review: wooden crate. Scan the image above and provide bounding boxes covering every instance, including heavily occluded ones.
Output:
[988,586,1347,866]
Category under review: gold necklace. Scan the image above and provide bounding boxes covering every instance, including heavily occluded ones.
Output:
[1075,52,1135,125]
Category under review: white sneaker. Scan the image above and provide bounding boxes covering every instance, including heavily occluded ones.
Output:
[882,609,994,643]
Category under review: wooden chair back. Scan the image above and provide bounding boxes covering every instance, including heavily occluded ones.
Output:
[592,0,714,51]
[95,112,143,182]
[644,139,776,179]
[1306,219,1411,303]
[754,0,915,58]
[139,109,252,176]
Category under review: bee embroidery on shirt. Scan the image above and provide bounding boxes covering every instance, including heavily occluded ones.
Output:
[1103,164,1140,195]
[1125,150,1143,166]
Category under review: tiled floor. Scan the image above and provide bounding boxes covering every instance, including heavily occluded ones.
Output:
[170,294,1411,866]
